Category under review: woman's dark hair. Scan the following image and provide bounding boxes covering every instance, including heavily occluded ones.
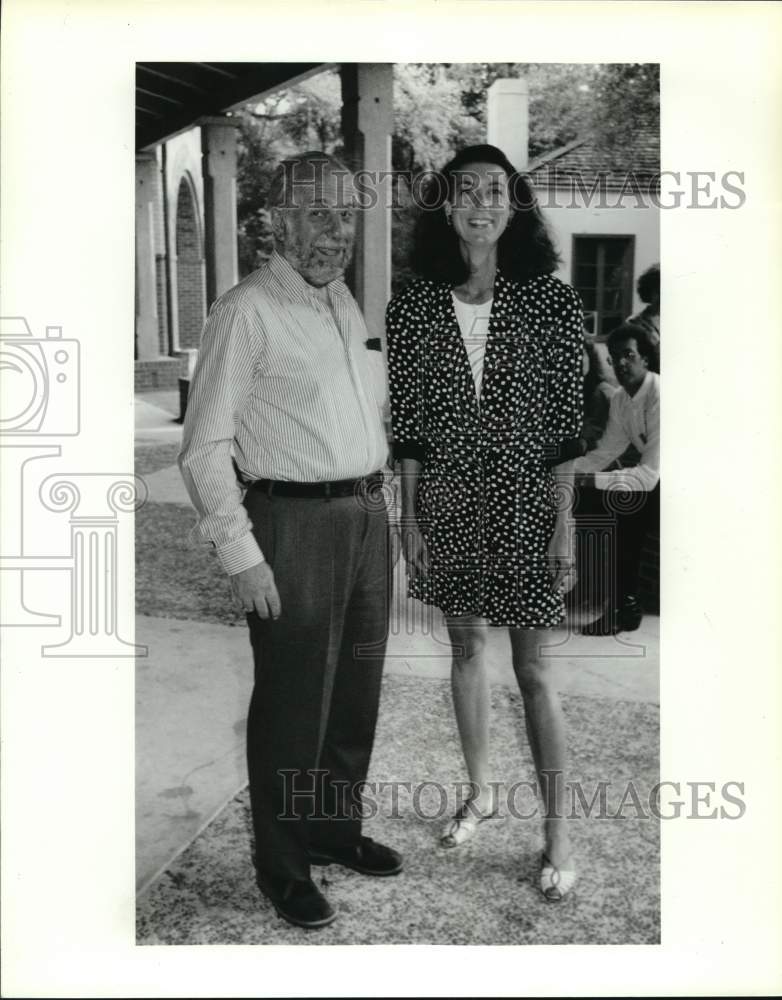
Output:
[636,263,660,305]
[607,321,660,374]
[410,144,560,285]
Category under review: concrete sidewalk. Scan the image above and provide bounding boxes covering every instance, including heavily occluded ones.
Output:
[136,606,658,892]
[135,393,182,443]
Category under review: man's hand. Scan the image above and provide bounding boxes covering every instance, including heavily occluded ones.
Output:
[230,561,281,620]
[401,521,430,576]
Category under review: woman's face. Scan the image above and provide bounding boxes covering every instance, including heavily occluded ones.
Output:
[446,161,514,251]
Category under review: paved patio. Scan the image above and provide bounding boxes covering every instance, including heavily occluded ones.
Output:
[134,391,659,941]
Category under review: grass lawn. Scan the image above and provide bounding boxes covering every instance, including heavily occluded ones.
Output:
[135,502,244,625]
[135,442,182,478]
[135,443,244,626]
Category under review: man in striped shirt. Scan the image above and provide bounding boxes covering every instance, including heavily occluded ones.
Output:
[179,152,401,929]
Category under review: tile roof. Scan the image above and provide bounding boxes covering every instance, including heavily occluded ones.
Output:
[527,120,660,193]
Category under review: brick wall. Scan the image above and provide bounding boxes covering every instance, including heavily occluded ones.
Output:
[134,356,185,392]
[155,253,169,355]
[176,178,205,350]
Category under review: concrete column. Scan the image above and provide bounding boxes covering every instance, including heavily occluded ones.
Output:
[135,154,159,361]
[200,117,240,307]
[165,257,180,351]
[487,78,529,172]
[340,63,393,348]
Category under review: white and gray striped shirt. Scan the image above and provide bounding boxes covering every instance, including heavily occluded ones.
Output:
[178,251,389,575]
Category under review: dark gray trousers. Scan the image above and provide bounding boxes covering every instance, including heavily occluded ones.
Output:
[243,486,390,882]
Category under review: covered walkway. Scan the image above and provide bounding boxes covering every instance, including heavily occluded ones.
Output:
[135,62,394,389]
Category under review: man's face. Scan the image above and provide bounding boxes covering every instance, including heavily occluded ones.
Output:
[609,337,649,393]
[273,165,357,287]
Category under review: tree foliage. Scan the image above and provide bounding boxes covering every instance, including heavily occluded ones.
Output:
[235,70,344,274]
[234,62,659,277]
[587,63,660,162]
[392,64,481,172]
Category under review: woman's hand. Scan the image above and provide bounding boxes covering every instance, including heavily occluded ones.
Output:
[401,520,430,577]
[548,523,577,594]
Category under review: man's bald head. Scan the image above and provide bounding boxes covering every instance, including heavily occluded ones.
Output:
[267,151,354,211]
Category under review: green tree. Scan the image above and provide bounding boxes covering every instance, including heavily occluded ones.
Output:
[235,70,343,275]
[587,63,660,166]
[447,62,601,160]
[393,63,481,172]
[233,63,659,279]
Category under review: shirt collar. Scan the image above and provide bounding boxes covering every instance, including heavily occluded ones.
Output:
[626,370,654,405]
[268,249,349,301]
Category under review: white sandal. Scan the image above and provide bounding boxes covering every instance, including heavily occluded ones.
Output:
[440,798,501,848]
[540,852,577,901]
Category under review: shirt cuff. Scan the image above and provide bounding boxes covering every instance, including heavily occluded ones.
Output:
[594,469,655,492]
[216,532,265,575]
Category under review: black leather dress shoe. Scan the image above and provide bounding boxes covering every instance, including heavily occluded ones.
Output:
[582,596,644,636]
[619,595,644,632]
[256,873,336,929]
[309,836,403,876]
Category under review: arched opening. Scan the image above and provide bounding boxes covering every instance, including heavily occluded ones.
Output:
[175,175,205,349]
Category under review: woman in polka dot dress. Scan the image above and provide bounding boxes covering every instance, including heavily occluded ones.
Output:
[386,145,585,900]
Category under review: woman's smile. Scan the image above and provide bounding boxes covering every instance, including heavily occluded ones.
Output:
[449,161,514,248]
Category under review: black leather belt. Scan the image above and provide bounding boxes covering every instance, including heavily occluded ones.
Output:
[249,471,384,499]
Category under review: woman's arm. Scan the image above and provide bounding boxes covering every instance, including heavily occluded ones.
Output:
[399,457,421,519]
[549,461,578,593]
[542,284,586,592]
[399,457,429,574]
[386,288,427,464]
[542,283,586,462]
[386,289,429,574]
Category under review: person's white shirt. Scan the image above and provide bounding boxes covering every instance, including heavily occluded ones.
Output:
[452,293,492,398]
[568,371,660,492]
[179,251,389,574]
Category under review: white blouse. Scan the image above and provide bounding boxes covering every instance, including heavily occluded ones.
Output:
[451,293,493,398]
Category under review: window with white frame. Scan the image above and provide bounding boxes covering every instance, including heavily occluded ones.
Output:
[572,236,635,338]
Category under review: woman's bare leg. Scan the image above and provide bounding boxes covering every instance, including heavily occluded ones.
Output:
[509,627,572,866]
[445,615,496,812]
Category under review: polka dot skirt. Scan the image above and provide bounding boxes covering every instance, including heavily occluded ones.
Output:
[387,270,584,628]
